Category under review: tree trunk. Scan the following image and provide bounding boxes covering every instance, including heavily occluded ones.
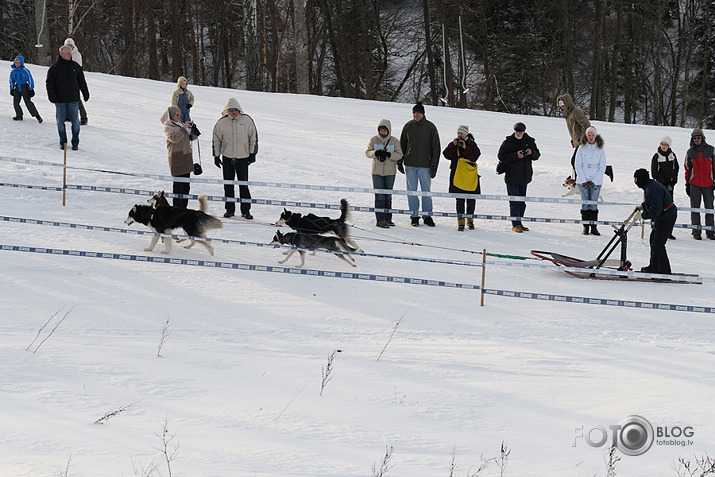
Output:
[422,0,438,104]
[293,0,310,94]
[244,0,262,91]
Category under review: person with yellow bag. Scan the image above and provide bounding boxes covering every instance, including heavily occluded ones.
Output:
[442,125,481,231]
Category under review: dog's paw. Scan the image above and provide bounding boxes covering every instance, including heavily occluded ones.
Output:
[160,250,170,254]
[144,247,154,252]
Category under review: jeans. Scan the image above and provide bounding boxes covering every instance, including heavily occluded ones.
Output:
[689,184,714,236]
[372,174,395,223]
[222,157,251,215]
[405,166,432,218]
[577,183,601,211]
[55,102,80,147]
[506,183,527,227]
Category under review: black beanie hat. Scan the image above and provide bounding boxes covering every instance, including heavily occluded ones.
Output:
[412,102,425,115]
[513,122,526,132]
[634,168,650,189]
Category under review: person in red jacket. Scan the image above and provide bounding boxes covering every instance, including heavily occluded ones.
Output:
[684,128,715,240]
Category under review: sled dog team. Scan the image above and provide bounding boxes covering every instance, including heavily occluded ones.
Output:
[125,192,359,267]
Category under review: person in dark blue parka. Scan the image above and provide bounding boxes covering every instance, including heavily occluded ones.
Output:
[634,168,677,274]
[9,56,42,122]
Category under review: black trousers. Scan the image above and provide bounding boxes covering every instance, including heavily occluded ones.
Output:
[12,86,40,119]
[649,215,676,274]
[172,173,190,208]
[222,157,251,215]
[456,198,476,216]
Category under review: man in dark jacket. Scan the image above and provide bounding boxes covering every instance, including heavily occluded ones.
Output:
[399,102,441,227]
[683,128,715,240]
[497,122,540,232]
[634,168,677,274]
[46,45,89,151]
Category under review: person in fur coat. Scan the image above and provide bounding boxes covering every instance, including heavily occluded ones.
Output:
[161,105,198,208]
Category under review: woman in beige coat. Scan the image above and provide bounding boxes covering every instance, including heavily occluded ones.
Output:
[365,119,403,227]
[161,105,198,208]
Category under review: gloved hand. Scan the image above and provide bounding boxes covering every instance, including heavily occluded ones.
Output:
[429,166,437,179]
[248,153,256,164]
[685,183,691,197]
[397,160,405,174]
[384,151,391,158]
[186,103,192,109]
[374,149,385,160]
[214,156,222,168]
[83,93,89,102]
[29,90,35,98]
[581,182,591,189]
[635,204,644,212]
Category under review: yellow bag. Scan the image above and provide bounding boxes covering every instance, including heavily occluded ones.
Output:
[453,158,479,191]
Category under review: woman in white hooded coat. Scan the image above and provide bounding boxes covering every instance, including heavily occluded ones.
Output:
[575,126,606,235]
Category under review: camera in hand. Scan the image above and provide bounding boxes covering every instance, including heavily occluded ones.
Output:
[456,138,466,148]
[193,163,203,175]
[190,122,201,137]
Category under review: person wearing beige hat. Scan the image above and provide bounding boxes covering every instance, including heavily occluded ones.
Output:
[650,136,679,239]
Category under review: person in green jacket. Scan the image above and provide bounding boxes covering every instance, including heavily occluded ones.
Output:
[399,102,441,227]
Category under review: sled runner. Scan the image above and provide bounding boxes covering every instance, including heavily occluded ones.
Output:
[531,209,701,284]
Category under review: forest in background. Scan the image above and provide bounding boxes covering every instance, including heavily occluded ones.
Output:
[2,0,713,128]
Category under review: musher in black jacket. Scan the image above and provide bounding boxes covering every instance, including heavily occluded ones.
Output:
[634,168,677,274]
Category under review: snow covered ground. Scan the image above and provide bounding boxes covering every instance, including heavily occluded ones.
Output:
[1,63,714,477]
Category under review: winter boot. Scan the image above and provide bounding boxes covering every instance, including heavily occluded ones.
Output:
[590,210,601,236]
[581,210,590,235]
[457,218,465,232]
[467,218,475,230]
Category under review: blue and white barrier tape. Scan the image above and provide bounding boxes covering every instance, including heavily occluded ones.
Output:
[2,180,714,231]
[482,288,714,314]
[1,244,711,314]
[2,156,703,209]
[0,244,481,289]
[0,215,484,268]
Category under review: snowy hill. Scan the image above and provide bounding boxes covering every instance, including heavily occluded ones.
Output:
[1,63,714,477]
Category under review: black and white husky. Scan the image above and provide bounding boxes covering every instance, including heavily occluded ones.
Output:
[270,230,358,268]
[275,198,361,249]
[124,195,223,255]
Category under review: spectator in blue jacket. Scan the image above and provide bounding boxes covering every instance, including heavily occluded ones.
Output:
[9,56,42,123]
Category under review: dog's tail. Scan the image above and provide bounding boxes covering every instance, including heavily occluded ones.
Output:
[198,195,209,212]
[338,198,350,222]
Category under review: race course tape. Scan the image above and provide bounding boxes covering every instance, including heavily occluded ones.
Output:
[1,244,712,314]
[0,215,484,268]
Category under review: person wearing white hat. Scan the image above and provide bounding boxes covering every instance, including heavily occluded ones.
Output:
[574,126,606,235]
[650,136,679,239]
[63,38,88,124]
